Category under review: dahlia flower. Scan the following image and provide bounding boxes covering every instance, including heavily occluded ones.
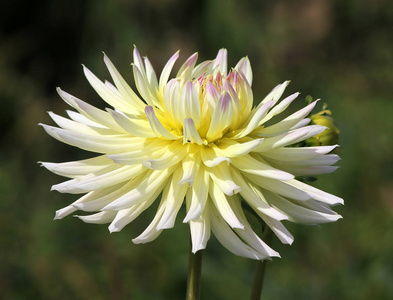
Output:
[40,47,343,260]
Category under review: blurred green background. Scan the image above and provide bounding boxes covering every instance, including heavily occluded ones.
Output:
[1,0,393,299]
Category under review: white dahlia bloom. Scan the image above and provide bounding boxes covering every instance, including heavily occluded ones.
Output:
[41,47,343,260]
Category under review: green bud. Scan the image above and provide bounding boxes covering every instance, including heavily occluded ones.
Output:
[306,109,340,146]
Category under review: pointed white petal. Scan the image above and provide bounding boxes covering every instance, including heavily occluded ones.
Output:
[76,211,117,224]
[157,167,188,229]
[231,154,294,181]
[83,65,136,114]
[108,109,155,138]
[40,155,111,179]
[159,51,179,94]
[206,93,233,141]
[209,181,243,229]
[132,198,167,244]
[265,191,342,224]
[287,179,344,205]
[262,100,318,134]
[235,56,253,85]
[210,204,264,260]
[243,172,312,201]
[143,140,188,170]
[183,164,209,222]
[213,49,228,75]
[54,206,77,220]
[102,166,176,210]
[230,168,289,221]
[103,53,145,112]
[262,145,339,161]
[217,138,264,158]
[183,118,204,145]
[145,106,180,140]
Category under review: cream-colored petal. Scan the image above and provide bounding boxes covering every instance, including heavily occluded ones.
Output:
[177,52,198,78]
[102,166,176,210]
[231,195,280,258]
[264,190,342,224]
[208,180,243,229]
[54,206,77,220]
[107,139,169,165]
[217,138,264,157]
[207,163,241,196]
[230,168,288,221]
[189,203,211,253]
[206,93,233,141]
[143,140,188,170]
[40,155,112,179]
[258,92,300,126]
[210,203,264,260]
[235,56,253,85]
[143,56,159,93]
[83,65,136,114]
[133,65,157,107]
[261,100,317,135]
[52,164,146,193]
[229,100,273,139]
[258,80,290,106]
[48,112,113,136]
[145,106,180,140]
[200,144,231,168]
[253,207,294,244]
[180,81,201,127]
[72,184,125,212]
[41,124,144,154]
[159,51,179,94]
[108,109,155,138]
[179,151,200,186]
[132,197,166,244]
[66,110,105,128]
[57,88,125,132]
[133,46,146,76]
[243,172,312,201]
[254,125,326,152]
[108,181,164,233]
[183,118,204,145]
[231,154,294,181]
[183,164,209,222]
[287,179,344,205]
[157,167,188,229]
[276,165,338,176]
[103,53,146,112]
[262,145,339,161]
[191,60,213,79]
[213,49,227,75]
[76,211,117,224]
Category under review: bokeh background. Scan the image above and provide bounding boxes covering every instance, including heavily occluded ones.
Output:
[1,0,393,299]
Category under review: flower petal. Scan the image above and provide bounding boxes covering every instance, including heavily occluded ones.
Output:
[145,106,180,140]
[103,53,146,112]
[210,203,264,260]
[156,167,188,229]
[231,154,294,181]
[40,155,112,179]
[208,180,243,229]
[159,50,180,94]
[183,164,209,222]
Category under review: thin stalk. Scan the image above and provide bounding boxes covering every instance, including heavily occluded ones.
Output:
[250,226,273,300]
[186,242,203,300]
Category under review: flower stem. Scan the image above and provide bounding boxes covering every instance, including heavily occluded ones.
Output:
[186,242,203,300]
[250,226,273,300]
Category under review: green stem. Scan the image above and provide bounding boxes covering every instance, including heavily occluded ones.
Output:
[186,242,203,300]
[250,226,273,300]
